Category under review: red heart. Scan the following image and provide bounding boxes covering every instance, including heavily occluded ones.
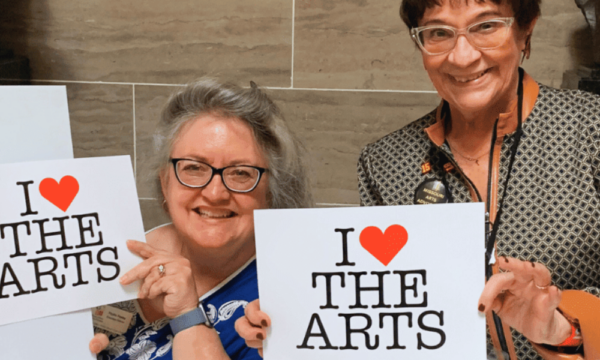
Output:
[359,225,408,266]
[39,176,79,212]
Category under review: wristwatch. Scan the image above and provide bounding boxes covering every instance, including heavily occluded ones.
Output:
[170,302,213,336]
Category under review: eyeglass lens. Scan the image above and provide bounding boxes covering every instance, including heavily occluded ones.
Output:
[418,19,511,55]
[175,160,261,191]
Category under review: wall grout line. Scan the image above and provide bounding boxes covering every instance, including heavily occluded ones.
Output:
[7,78,438,94]
[316,203,360,207]
[290,0,295,89]
[133,84,137,180]
[265,87,438,94]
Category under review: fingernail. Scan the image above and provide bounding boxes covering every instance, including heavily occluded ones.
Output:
[504,257,509,263]
[90,343,101,354]
[261,320,268,327]
[119,275,128,284]
[257,333,264,340]
[531,261,535,267]
[478,304,485,312]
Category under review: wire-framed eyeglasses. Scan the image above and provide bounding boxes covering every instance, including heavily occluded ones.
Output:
[410,17,515,56]
[170,158,267,193]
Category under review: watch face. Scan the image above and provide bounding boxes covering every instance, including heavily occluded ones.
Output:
[198,302,213,328]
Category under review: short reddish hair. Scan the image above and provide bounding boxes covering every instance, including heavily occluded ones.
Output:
[400,0,541,30]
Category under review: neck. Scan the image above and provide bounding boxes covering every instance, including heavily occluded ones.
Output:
[180,237,256,297]
[446,83,519,151]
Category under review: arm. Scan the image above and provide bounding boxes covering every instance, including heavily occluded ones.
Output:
[357,146,383,206]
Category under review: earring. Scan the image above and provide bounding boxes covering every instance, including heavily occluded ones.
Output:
[521,35,532,64]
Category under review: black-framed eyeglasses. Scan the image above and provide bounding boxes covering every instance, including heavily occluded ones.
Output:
[410,17,514,56]
[170,158,267,193]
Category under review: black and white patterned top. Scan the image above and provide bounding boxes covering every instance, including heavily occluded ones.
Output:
[357,84,600,359]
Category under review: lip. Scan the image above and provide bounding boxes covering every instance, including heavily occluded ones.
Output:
[448,68,492,84]
[192,207,237,219]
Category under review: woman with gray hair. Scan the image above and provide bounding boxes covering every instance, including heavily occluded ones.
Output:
[89,77,312,360]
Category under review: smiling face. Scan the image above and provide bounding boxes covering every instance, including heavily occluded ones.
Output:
[161,113,269,253]
[419,0,534,117]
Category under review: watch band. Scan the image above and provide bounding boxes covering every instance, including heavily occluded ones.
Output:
[170,303,212,336]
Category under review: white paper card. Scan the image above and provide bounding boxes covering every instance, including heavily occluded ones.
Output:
[255,203,486,360]
[0,155,145,326]
[0,86,73,164]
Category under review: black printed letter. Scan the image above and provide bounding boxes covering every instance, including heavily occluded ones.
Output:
[334,228,355,266]
[312,272,345,309]
[296,313,338,350]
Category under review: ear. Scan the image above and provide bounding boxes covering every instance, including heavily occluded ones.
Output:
[522,16,539,47]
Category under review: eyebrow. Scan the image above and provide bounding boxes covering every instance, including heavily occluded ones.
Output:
[175,156,258,167]
[420,10,505,27]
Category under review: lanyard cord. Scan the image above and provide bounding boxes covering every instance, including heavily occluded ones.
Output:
[485,68,525,271]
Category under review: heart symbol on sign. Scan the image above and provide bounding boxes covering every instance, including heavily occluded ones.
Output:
[359,225,408,266]
[39,176,79,212]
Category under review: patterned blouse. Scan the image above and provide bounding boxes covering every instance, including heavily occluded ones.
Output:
[95,258,260,360]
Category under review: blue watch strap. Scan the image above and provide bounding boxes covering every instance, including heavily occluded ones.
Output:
[170,304,212,335]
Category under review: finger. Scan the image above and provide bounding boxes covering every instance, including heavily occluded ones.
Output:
[245,299,271,327]
[499,257,553,290]
[126,239,159,259]
[529,261,552,289]
[478,271,516,313]
[138,266,162,298]
[497,257,533,283]
[245,339,264,348]
[235,316,267,343]
[147,277,172,299]
[89,333,109,354]
[121,257,170,285]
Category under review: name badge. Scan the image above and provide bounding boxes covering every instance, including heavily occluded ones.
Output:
[93,305,134,335]
[414,179,450,205]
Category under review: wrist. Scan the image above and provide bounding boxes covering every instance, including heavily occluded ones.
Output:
[546,310,580,346]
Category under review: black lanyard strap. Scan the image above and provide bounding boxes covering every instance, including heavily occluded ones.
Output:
[484,68,525,270]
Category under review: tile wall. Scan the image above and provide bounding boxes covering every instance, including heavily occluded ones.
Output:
[0,0,592,230]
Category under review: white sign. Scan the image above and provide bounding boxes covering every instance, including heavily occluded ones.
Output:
[0,85,94,359]
[0,155,144,326]
[255,203,486,360]
[0,86,73,163]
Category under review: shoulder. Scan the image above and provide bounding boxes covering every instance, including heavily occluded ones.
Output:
[145,223,179,252]
[360,108,437,162]
[535,84,600,113]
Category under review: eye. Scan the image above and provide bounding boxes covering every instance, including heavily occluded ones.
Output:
[470,21,503,34]
[422,28,453,42]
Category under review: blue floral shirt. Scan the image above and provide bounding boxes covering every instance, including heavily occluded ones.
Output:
[95,258,260,360]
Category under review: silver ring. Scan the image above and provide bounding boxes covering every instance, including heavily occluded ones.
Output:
[535,283,550,290]
[158,264,166,276]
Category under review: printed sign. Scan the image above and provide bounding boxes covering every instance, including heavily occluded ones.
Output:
[0,155,145,326]
[255,203,486,359]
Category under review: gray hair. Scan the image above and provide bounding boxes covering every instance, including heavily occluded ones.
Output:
[154,77,313,209]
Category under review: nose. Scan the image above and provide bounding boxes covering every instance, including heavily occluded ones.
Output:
[201,173,231,203]
[446,34,481,68]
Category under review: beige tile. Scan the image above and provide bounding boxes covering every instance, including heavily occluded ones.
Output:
[134,85,174,198]
[267,89,441,204]
[140,199,171,232]
[523,0,593,88]
[21,82,134,160]
[294,0,590,91]
[0,0,292,86]
[294,0,433,91]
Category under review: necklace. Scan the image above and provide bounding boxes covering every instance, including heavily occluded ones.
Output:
[448,143,490,165]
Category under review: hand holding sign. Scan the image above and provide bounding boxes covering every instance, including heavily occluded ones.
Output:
[120,240,200,319]
[478,257,572,345]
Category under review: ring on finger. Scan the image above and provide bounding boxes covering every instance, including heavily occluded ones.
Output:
[158,264,166,277]
[535,283,551,290]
